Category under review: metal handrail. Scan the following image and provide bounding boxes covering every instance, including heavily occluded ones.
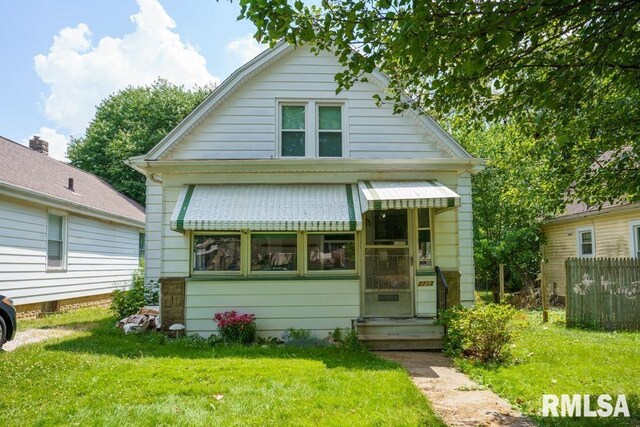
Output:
[435,266,449,316]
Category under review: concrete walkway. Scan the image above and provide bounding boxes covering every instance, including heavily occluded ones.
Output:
[378,351,536,427]
[2,328,74,352]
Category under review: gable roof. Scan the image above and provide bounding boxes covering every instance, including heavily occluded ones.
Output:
[0,136,145,227]
[142,41,473,161]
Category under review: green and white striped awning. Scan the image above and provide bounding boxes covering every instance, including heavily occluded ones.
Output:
[171,184,362,232]
[357,180,460,212]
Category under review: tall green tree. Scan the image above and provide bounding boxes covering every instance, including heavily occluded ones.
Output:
[239,0,640,204]
[450,118,562,290]
[68,79,213,205]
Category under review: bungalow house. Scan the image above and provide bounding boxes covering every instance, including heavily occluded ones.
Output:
[541,201,640,299]
[0,136,145,317]
[128,42,484,349]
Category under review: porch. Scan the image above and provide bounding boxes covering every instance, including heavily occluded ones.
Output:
[162,180,465,348]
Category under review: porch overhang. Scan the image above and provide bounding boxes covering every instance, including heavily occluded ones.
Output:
[170,184,362,232]
[357,180,461,212]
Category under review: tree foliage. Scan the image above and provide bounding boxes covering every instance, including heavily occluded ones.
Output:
[239,0,640,204]
[68,79,213,205]
[450,118,562,289]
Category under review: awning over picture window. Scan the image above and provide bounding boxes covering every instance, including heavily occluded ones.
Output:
[357,180,461,212]
[170,184,362,232]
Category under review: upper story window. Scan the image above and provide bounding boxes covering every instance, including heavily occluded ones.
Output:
[279,101,345,158]
[318,106,342,157]
[577,226,594,257]
[281,105,306,157]
[47,213,66,269]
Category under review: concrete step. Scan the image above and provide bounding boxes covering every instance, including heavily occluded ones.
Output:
[358,333,444,350]
[356,318,442,336]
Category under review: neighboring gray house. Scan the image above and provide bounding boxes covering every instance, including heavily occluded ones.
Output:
[0,136,145,316]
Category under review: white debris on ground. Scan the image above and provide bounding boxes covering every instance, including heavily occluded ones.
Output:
[3,328,75,352]
[116,306,160,334]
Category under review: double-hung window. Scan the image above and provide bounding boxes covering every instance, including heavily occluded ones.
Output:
[47,213,66,269]
[318,105,342,157]
[279,102,345,157]
[281,105,306,157]
[577,226,595,257]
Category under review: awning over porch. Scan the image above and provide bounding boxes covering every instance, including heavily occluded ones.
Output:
[357,180,461,212]
[170,184,362,232]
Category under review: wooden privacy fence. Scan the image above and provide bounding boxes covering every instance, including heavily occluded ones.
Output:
[566,257,640,331]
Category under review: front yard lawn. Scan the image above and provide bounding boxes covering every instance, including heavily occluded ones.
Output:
[1,309,441,426]
[457,310,640,426]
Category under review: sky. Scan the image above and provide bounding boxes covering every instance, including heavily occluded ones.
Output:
[0,0,267,160]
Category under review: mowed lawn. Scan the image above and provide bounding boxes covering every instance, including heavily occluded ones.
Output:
[1,309,441,427]
[458,310,640,426]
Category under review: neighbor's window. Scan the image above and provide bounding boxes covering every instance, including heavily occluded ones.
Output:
[251,234,298,272]
[193,234,241,272]
[47,214,65,268]
[281,105,306,157]
[318,106,342,157]
[138,232,145,260]
[578,228,594,257]
[417,208,433,268]
[307,233,356,271]
[632,223,640,258]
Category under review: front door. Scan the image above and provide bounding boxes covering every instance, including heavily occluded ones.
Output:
[363,209,413,317]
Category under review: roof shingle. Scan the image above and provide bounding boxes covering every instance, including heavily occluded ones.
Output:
[0,136,144,224]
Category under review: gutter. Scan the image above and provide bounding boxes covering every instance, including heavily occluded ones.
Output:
[0,182,145,229]
[541,202,640,226]
[126,157,486,175]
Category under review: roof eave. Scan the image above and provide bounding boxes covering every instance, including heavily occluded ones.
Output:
[0,181,145,228]
[132,157,485,175]
[542,202,640,226]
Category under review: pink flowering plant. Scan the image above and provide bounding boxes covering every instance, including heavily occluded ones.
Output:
[213,310,257,344]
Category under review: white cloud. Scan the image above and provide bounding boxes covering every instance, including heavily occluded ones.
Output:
[226,33,267,64]
[26,127,69,161]
[34,0,219,134]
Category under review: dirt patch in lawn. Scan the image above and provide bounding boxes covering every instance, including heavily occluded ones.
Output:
[378,351,535,427]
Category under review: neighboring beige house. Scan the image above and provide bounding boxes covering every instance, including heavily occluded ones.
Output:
[0,136,145,317]
[128,42,484,349]
[541,202,640,298]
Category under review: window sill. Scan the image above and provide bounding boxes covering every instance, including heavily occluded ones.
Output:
[46,267,68,273]
[187,274,360,282]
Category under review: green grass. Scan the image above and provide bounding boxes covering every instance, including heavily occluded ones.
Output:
[18,307,112,330]
[1,309,442,426]
[457,309,640,426]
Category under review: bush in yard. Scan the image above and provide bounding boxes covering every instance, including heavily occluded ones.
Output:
[213,310,257,345]
[438,303,523,363]
[111,267,159,319]
[111,268,145,319]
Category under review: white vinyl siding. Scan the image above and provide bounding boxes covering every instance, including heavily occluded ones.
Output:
[164,47,449,160]
[144,179,162,281]
[185,279,360,338]
[0,197,141,305]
